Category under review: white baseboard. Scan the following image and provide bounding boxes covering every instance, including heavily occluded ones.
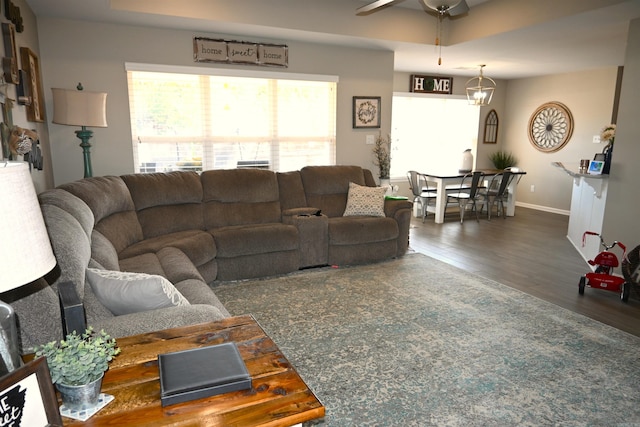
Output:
[515,202,570,216]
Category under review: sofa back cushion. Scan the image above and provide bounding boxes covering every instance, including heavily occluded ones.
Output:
[300,166,368,217]
[277,171,307,211]
[121,171,205,238]
[38,189,94,298]
[201,169,281,228]
[59,176,143,254]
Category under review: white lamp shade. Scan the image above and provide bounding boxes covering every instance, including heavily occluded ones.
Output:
[0,162,56,291]
[52,88,108,128]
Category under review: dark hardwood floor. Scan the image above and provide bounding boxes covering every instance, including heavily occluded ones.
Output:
[408,206,640,337]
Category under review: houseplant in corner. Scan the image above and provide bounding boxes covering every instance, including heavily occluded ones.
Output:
[489,150,518,170]
[35,327,120,411]
[372,133,391,185]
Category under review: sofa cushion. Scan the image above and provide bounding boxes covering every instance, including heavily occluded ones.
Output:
[118,230,216,268]
[202,169,282,227]
[211,223,298,258]
[59,176,144,253]
[277,171,307,211]
[121,172,205,238]
[329,216,399,245]
[300,166,369,217]
[343,182,386,217]
[86,268,190,316]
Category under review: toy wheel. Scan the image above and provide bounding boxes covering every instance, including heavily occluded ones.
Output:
[579,276,586,295]
[621,282,631,302]
[595,266,608,274]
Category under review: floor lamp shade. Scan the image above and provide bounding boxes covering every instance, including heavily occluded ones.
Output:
[0,162,56,373]
[52,88,108,128]
[52,86,108,178]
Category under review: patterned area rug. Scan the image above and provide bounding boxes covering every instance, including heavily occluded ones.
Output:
[213,253,640,426]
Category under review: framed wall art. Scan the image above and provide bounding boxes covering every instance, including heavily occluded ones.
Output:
[2,22,19,84]
[19,47,45,122]
[528,101,573,152]
[0,357,63,426]
[353,96,381,129]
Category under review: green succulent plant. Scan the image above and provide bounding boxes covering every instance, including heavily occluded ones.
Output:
[489,151,518,170]
[34,327,121,386]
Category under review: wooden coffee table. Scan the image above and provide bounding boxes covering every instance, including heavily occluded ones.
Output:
[63,314,325,426]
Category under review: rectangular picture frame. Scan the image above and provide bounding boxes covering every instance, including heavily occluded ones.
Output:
[353,96,381,129]
[0,357,63,426]
[19,47,45,122]
[588,160,604,175]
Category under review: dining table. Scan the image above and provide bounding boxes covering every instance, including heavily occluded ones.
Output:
[421,168,526,224]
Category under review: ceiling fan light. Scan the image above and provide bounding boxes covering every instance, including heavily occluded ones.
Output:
[465,65,496,106]
[423,0,462,12]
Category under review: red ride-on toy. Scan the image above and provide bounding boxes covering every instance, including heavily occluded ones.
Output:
[579,231,630,302]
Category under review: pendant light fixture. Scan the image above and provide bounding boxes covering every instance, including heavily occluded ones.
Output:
[465,65,496,106]
[424,0,463,65]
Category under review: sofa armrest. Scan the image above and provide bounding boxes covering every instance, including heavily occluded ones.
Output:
[383,199,413,219]
[58,281,87,336]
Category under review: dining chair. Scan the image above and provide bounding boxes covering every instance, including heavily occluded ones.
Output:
[407,170,437,223]
[479,170,513,220]
[446,171,484,223]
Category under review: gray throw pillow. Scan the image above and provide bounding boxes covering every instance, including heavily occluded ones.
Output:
[343,182,386,217]
[86,268,190,316]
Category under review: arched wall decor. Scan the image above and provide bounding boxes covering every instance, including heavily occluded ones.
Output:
[483,109,498,144]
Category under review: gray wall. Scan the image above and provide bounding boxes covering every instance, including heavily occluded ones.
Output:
[602,17,640,248]
[502,68,618,213]
[37,17,394,186]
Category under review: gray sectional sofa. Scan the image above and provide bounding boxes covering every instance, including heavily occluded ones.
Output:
[9,165,412,353]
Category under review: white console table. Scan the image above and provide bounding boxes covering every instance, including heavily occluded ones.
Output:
[552,162,608,264]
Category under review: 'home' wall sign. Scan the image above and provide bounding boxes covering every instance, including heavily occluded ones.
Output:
[410,74,453,94]
[194,37,288,68]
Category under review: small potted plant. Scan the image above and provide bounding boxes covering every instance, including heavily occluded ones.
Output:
[489,150,518,170]
[35,327,120,410]
[372,133,391,185]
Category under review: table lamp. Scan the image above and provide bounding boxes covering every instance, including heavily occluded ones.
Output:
[0,161,56,375]
[52,83,108,178]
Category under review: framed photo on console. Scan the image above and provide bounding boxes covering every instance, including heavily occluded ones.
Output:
[588,160,604,175]
[0,357,63,426]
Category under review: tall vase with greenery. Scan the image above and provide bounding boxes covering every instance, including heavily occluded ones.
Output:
[372,133,391,184]
[35,327,120,410]
[489,151,518,170]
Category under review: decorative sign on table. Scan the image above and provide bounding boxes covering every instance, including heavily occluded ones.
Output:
[194,37,288,67]
[410,74,453,94]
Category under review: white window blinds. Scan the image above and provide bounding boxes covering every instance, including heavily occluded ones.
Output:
[126,65,337,173]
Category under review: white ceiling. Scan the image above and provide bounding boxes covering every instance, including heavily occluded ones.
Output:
[24,0,640,80]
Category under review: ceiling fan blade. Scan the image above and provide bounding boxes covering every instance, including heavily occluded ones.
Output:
[448,0,469,16]
[356,0,395,14]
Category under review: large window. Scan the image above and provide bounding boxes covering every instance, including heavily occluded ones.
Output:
[126,64,337,173]
[390,94,480,177]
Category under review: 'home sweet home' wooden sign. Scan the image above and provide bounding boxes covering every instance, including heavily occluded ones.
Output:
[194,37,288,67]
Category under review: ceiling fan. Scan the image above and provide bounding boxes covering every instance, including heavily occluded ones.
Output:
[356,0,470,65]
[356,0,469,17]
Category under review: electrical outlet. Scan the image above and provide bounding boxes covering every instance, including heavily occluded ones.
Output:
[366,135,375,145]
[593,135,601,144]
[530,184,535,192]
